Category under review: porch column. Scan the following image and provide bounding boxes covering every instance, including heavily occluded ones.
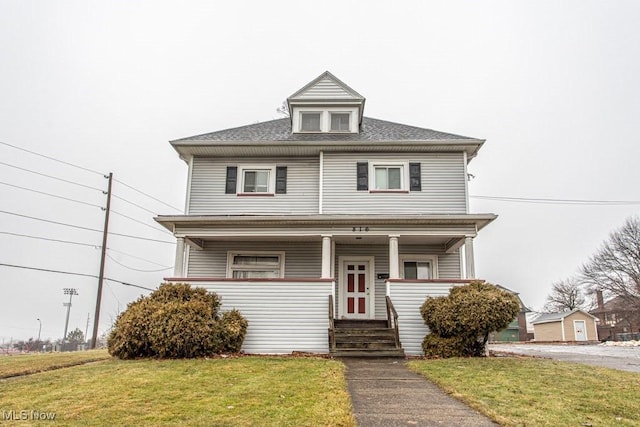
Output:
[321,235,332,278]
[174,237,185,277]
[464,237,475,279]
[389,235,400,279]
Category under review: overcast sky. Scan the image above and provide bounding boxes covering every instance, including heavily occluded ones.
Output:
[1,1,639,343]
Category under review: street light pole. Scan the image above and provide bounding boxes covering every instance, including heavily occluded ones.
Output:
[37,318,42,342]
[62,288,78,343]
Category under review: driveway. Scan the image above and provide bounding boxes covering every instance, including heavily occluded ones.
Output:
[489,343,640,373]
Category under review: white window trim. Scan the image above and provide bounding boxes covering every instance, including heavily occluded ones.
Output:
[238,165,276,194]
[399,254,439,279]
[329,111,352,132]
[370,161,409,191]
[292,106,358,133]
[226,251,286,278]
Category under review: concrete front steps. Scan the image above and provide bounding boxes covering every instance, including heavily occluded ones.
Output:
[330,319,405,357]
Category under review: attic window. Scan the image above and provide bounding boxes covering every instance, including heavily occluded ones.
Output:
[300,112,321,132]
[330,113,351,131]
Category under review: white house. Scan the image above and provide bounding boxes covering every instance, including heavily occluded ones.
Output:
[156,71,496,356]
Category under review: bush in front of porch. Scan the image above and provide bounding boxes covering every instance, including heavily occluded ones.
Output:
[108,283,248,359]
[420,281,519,358]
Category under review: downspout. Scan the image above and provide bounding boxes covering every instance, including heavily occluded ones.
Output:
[184,155,194,215]
[319,151,324,214]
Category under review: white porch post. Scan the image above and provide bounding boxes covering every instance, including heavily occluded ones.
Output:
[174,237,185,277]
[389,235,400,279]
[321,235,332,279]
[464,237,475,279]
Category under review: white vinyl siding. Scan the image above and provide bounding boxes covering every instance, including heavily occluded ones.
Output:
[188,241,321,278]
[191,280,331,354]
[389,281,462,355]
[293,76,358,100]
[189,157,319,215]
[322,152,467,214]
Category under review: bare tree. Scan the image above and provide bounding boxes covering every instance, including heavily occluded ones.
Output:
[580,216,640,314]
[276,100,290,117]
[543,278,586,312]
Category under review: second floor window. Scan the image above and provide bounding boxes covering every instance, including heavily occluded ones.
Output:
[243,169,270,193]
[374,165,403,190]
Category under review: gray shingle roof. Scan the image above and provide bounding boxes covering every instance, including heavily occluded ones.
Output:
[532,309,597,324]
[171,117,477,143]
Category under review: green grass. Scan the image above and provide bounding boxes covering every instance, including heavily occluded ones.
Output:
[0,356,355,426]
[0,350,111,379]
[408,357,640,426]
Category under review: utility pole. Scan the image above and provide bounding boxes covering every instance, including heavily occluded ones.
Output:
[62,288,78,343]
[84,313,90,344]
[91,172,112,349]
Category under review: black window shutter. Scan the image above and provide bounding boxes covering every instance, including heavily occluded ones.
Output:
[357,162,368,191]
[409,162,421,191]
[275,166,287,194]
[225,166,237,194]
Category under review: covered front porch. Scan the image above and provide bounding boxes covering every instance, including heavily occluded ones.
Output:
[158,214,495,355]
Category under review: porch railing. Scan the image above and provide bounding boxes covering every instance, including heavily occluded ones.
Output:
[385,296,401,348]
[328,294,336,351]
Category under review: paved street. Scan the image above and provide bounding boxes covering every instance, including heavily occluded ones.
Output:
[489,343,640,373]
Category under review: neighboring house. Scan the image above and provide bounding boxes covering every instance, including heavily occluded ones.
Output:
[156,71,496,356]
[532,310,599,342]
[490,285,531,342]
[591,290,640,341]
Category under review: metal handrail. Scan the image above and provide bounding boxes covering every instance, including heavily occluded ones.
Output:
[385,296,401,348]
[328,294,336,350]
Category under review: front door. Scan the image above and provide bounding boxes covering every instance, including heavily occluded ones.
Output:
[574,320,587,341]
[343,261,370,319]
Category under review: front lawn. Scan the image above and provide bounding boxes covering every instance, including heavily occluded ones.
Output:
[408,357,640,426]
[0,356,355,426]
[0,350,110,379]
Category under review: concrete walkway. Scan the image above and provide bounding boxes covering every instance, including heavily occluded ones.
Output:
[341,358,497,427]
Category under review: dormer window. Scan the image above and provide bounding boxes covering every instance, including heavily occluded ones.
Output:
[300,112,321,132]
[330,113,351,132]
[294,108,357,133]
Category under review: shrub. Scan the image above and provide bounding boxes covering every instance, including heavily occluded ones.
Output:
[217,309,249,353]
[108,283,247,359]
[420,281,520,358]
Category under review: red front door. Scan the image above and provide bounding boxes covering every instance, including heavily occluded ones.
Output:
[344,262,369,318]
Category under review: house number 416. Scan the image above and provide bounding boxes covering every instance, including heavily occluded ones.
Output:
[352,226,370,232]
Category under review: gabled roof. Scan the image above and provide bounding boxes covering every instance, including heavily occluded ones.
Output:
[287,71,365,102]
[532,309,598,324]
[171,117,476,143]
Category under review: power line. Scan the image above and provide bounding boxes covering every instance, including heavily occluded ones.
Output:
[0,209,175,244]
[107,247,173,268]
[0,140,104,176]
[112,194,159,215]
[0,180,104,209]
[0,231,101,248]
[114,178,183,213]
[106,253,173,273]
[470,195,640,205]
[0,262,156,292]
[0,160,105,192]
[111,210,173,236]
